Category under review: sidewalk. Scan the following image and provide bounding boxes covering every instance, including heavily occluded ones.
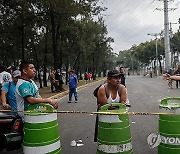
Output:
[0,78,105,109]
[37,77,105,99]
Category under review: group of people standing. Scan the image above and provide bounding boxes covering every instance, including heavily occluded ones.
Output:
[49,69,64,93]
[0,61,58,120]
[84,72,93,84]
[0,66,20,110]
[50,69,78,103]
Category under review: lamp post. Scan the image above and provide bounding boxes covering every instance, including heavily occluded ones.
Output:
[130,49,134,75]
[147,33,159,76]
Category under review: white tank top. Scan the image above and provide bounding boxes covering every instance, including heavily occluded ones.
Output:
[107,91,120,103]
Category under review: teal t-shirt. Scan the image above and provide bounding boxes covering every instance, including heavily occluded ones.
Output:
[16,79,39,118]
[1,81,17,110]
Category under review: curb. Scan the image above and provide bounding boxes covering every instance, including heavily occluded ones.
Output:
[48,78,106,99]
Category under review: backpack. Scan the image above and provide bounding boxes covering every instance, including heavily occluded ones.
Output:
[93,83,121,99]
[93,84,102,98]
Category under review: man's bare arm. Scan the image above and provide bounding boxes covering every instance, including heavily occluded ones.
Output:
[170,75,180,80]
[25,96,58,109]
[97,86,107,107]
[1,90,10,108]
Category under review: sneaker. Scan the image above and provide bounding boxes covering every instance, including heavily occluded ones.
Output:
[75,101,78,103]
[125,99,131,107]
[68,101,72,103]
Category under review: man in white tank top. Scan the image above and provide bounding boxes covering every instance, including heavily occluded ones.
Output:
[97,70,127,107]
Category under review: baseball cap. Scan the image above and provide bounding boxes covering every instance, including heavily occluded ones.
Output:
[12,70,21,78]
[107,70,120,78]
[68,69,74,73]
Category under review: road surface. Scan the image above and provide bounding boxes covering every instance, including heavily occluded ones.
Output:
[2,76,180,154]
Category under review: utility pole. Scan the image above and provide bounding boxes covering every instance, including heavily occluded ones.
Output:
[155,0,177,70]
[164,0,171,70]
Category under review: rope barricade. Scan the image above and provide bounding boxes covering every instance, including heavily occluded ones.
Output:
[0,109,176,115]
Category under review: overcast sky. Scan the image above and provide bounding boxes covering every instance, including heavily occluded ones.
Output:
[99,0,180,53]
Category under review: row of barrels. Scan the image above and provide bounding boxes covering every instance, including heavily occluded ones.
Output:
[23,97,180,154]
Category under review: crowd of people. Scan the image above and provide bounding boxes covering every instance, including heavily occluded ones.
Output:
[0,62,58,120]
[1,62,132,151]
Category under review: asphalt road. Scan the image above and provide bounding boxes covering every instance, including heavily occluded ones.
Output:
[57,76,180,154]
[2,75,180,154]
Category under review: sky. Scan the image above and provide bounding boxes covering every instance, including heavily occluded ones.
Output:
[99,0,180,53]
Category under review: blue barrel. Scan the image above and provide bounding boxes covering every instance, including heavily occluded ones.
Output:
[23,104,61,154]
[158,97,180,154]
[97,103,133,154]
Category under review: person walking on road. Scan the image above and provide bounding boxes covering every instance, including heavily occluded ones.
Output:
[16,61,58,120]
[68,69,78,103]
[1,70,21,111]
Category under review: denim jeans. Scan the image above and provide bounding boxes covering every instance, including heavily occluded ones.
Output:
[69,88,78,101]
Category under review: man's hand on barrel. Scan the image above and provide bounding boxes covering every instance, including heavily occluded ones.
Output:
[48,99,58,109]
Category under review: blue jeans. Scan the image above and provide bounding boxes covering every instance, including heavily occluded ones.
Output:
[69,88,78,101]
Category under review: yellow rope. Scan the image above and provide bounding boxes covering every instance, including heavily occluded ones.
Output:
[0,109,176,115]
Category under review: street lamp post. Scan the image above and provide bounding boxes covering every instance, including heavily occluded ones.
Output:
[147,33,160,76]
[131,57,134,75]
[155,37,159,76]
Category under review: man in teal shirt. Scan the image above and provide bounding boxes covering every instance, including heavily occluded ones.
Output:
[16,61,58,119]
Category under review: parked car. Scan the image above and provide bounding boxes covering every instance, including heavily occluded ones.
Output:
[0,112,23,151]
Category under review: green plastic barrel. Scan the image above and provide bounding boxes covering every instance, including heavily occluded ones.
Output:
[158,97,180,154]
[23,104,61,154]
[97,103,133,154]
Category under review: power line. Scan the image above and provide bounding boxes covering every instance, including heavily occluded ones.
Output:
[112,1,163,42]
[115,1,163,38]
[106,0,162,40]
[104,0,132,24]
[106,0,146,31]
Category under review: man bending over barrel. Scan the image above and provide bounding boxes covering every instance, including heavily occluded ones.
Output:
[97,69,127,107]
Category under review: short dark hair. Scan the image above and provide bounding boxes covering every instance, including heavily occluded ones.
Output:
[19,61,33,72]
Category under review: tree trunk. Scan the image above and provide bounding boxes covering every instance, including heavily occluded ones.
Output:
[43,26,48,87]
[92,52,96,80]
[65,65,69,85]
[73,52,81,70]
[32,39,43,88]
[50,9,58,70]
[21,26,25,61]
[38,70,43,88]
